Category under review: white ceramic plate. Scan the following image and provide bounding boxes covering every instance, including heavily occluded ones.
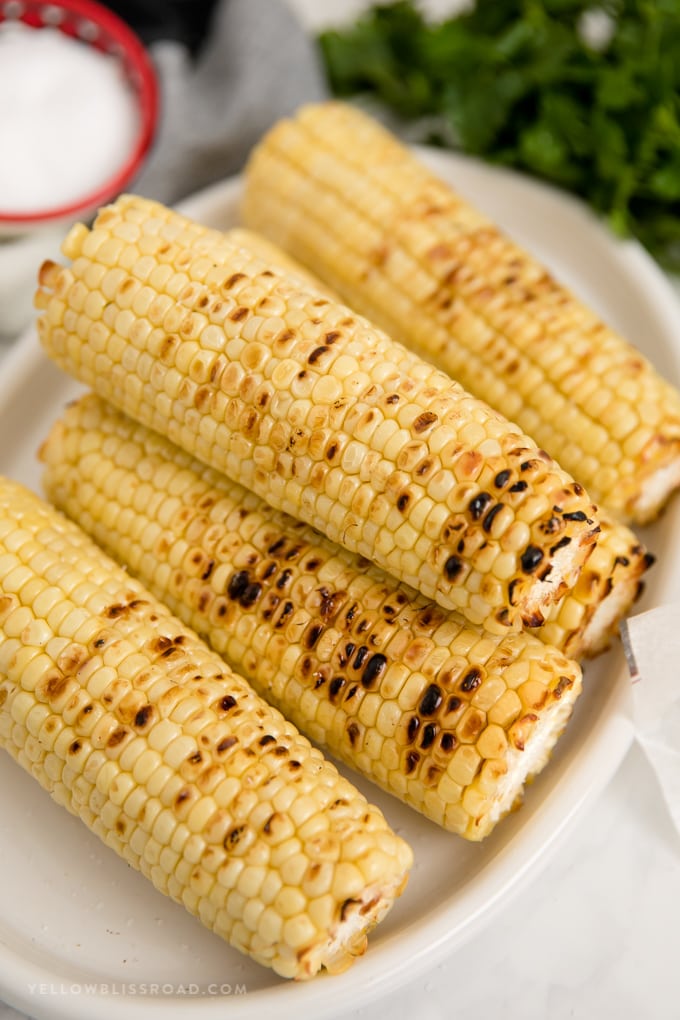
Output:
[2,151,680,1020]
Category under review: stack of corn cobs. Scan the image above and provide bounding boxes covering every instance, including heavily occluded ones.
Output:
[2,102,677,980]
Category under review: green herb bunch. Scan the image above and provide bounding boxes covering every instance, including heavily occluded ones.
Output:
[320,0,680,269]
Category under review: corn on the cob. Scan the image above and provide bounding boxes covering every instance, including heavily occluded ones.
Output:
[0,477,412,979]
[36,194,600,634]
[212,228,653,660]
[41,394,583,838]
[242,101,680,525]
[530,511,652,658]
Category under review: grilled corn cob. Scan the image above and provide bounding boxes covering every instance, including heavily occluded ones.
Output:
[0,477,412,979]
[41,394,583,838]
[211,228,653,659]
[530,510,652,658]
[36,194,600,634]
[242,101,680,525]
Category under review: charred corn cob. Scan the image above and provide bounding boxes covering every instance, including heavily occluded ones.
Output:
[41,394,583,838]
[529,510,652,658]
[242,101,680,525]
[211,228,653,659]
[36,194,601,634]
[0,477,412,979]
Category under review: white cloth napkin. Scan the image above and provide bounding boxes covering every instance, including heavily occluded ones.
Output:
[621,605,680,834]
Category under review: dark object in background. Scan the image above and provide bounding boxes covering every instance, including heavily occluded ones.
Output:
[101,0,327,205]
[320,0,680,271]
[104,0,220,54]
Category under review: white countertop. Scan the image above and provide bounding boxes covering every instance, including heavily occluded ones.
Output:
[2,3,679,1018]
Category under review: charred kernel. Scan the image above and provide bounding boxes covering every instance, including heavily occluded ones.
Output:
[563,510,588,522]
[308,345,329,364]
[386,393,399,404]
[276,569,293,590]
[444,555,463,581]
[419,684,442,716]
[261,562,277,579]
[440,732,456,752]
[187,751,202,764]
[345,684,359,701]
[361,653,387,689]
[239,582,262,608]
[217,736,238,754]
[508,578,522,605]
[275,601,294,627]
[228,306,249,322]
[305,623,323,649]
[614,554,630,567]
[325,442,339,461]
[313,674,326,689]
[406,716,420,742]
[494,470,511,488]
[344,603,358,624]
[460,668,482,692]
[520,545,544,573]
[482,503,504,534]
[107,728,127,748]
[324,330,340,343]
[300,656,313,677]
[353,646,369,670]
[447,696,462,713]
[540,516,561,535]
[329,676,346,700]
[69,739,81,754]
[319,589,345,619]
[550,535,572,554]
[397,492,410,512]
[405,751,420,774]
[267,537,286,556]
[219,695,236,712]
[420,723,437,749]
[227,570,249,599]
[496,607,512,625]
[224,272,246,289]
[468,492,492,519]
[306,558,322,572]
[134,705,153,728]
[509,480,528,493]
[413,411,438,433]
[259,734,276,746]
[347,722,360,746]
[224,825,246,849]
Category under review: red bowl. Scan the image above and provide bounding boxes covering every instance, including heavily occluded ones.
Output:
[0,0,158,231]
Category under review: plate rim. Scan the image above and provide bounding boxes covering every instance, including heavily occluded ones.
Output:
[4,145,677,1019]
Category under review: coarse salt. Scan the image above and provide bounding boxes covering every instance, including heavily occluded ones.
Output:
[0,21,140,214]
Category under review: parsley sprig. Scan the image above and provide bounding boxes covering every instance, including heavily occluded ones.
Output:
[320,0,680,270]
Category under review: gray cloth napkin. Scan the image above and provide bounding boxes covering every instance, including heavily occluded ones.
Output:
[133,0,327,204]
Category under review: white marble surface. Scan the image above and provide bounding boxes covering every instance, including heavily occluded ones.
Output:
[2,3,680,1018]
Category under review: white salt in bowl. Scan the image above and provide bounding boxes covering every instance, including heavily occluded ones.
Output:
[0,0,158,237]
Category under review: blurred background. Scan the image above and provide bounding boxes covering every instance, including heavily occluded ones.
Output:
[1,0,679,333]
